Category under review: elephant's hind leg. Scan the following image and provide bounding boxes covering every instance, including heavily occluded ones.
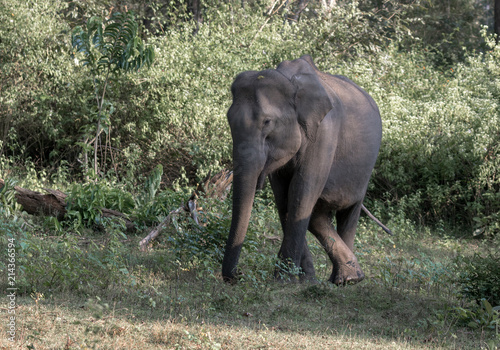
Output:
[335,202,362,251]
[308,203,364,285]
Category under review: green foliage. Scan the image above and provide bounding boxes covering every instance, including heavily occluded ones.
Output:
[455,250,500,307]
[71,12,154,74]
[166,211,228,269]
[65,178,135,228]
[405,0,491,66]
[0,0,78,165]
[64,165,180,229]
[453,299,500,331]
[134,164,165,223]
[356,30,500,233]
[0,178,20,216]
[71,11,155,175]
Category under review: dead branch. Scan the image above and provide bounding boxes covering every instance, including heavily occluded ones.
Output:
[139,169,233,251]
[138,207,183,251]
[0,179,67,220]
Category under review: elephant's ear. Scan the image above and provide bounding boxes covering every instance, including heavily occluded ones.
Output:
[292,73,333,142]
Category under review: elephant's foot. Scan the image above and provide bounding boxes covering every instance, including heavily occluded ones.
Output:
[274,268,299,283]
[329,259,365,286]
[273,272,317,284]
[273,264,313,283]
[300,273,319,284]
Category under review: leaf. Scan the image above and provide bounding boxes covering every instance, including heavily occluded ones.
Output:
[467,321,479,329]
[482,299,493,315]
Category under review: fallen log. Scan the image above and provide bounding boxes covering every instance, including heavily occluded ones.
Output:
[0,179,135,232]
[0,179,67,220]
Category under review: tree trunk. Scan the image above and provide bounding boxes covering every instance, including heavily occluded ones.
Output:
[289,0,308,23]
[191,0,202,35]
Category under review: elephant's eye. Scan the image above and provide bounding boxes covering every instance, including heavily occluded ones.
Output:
[263,119,271,127]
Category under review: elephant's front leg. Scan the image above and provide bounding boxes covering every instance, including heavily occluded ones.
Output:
[276,192,319,280]
[270,173,316,281]
[275,112,339,281]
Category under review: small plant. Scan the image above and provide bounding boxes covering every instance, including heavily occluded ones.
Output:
[270,258,302,282]
[134,164,164,225]
[166,208,228,268]
[65,178,134,229]
[0,178,19,216]
[450,298,500,341]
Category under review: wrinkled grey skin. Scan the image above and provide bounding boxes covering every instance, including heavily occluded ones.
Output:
[222,55,382,285]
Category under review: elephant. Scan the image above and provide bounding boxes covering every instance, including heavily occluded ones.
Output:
[222,55,388,285]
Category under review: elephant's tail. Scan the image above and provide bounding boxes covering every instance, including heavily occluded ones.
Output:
[361,204,393,235]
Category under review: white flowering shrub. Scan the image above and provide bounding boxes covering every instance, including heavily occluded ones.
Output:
[347,34,499,235]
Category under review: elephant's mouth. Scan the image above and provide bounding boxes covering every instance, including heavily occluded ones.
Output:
[255,155,290,191]
[256,171,267,191]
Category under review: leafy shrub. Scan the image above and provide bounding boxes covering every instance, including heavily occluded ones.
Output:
[453,299,500,331]
[65,177,135,228]
[351,32,500,234]
[0,178,20,216]
[166,211,228,269]
[0,0,85,167]
[455,250,500,307]
[65,164,182,229]
[71,11,155,176]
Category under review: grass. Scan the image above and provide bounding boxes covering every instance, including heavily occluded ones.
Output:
[1,215,497,350]
[0,284,482,349]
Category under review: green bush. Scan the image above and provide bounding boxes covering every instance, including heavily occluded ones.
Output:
[0,0,86,167]
[354,33,500,234]
[65,178,135,228]
[455,250,500,307]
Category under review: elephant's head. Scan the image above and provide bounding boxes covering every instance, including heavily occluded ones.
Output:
[222,56,334,282]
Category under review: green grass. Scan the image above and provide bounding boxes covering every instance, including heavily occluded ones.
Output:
[1,217,497,349]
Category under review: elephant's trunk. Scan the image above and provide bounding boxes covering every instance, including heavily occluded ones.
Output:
[222,166,261,282]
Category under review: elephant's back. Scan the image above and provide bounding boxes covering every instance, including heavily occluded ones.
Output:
[319,74,382,208]
[321,74,379,119]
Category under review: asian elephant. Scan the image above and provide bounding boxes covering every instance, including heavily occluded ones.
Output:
[222,55,386,285]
